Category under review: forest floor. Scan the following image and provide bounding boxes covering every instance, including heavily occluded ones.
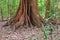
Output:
[0,20,60,40]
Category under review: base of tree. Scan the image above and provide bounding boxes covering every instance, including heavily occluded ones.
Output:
[3,0,45,30]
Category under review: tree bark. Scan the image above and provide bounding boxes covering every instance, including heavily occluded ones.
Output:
[3,0,44,29]
[45,0,50,18]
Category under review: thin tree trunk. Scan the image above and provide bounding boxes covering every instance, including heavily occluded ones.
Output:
[0,8,3,21]
[45,0,50,18]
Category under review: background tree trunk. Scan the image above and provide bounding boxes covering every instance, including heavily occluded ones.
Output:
[45,0,50,18]
[45,0,57,24]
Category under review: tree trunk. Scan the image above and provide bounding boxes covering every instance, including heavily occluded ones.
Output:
[3,0,44,29]
[45,0,50,18]
[45,0,57,24]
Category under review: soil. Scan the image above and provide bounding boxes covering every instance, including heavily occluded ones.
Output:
[0,21,60,40]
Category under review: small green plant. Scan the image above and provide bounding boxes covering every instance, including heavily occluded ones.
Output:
[42,23,51,40]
